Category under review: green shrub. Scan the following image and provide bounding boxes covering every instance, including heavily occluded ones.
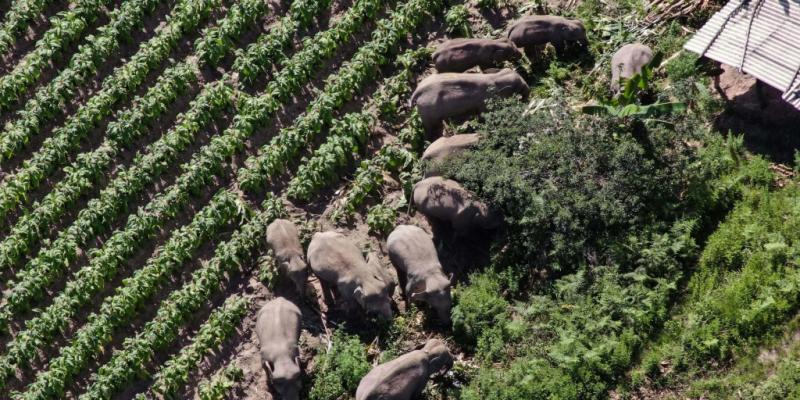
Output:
[440,97,707,278]
[461,220,700,400]
[366,204,397,235]
[461,358,578,400]
[308,331,371,400]
[630,183,800,391]
[445,5,471,37]
[451,272,511,353]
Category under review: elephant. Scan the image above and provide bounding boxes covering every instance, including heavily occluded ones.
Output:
[410,68,529,137]
[507,15,587,53]
[387,225,452,325]
[307,231,395,320]
[610,43,654,92]
[255,297,302,400]
[421,133,479,177]
[266,219,308,293]
[412,177,501,233]
[432,38,522,72]
[355,339,454,400]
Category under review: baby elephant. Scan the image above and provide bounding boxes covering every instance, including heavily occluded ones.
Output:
[256,297,302,400]
[266,219,308,293]
[610,43,653,92]
[355,339,454,400]
[507,15,587,53]
[410,68,529,137]
[387,225,452,325]
[422,133,479,177]
[307,231,395,320]
[413,177,501,233]
[432,38,522,73]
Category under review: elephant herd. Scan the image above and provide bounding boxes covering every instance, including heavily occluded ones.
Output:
[253,14,657,400]
[257,221,455,400]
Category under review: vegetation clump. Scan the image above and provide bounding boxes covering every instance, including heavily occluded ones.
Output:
[308,331,371,400]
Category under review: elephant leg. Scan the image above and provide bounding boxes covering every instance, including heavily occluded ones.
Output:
[423,117,443,140]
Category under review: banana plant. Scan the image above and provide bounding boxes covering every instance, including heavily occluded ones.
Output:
[581,52,686,118]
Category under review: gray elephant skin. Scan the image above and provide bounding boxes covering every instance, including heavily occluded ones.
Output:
[610,43,653,92]
[421,133,479,177]
[387,225,452,324]
[256,297,302,400]
[307,231,395,320]
[507,15,587,52]
[355,339,454,400]
[413,177,501,232]
[266,219,308,293]
[410,68,529,137]
[432,38,522,72]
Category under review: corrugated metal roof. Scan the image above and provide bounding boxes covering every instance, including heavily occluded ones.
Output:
[684,0,800,110]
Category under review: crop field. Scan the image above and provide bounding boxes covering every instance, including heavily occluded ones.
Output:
[0,0,799,399]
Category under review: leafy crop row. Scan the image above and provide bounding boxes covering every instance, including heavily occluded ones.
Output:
[286,48,426,200]
[0,64,198,268]
[195,363,244,400]
[232,0,332,85]
[331,113,421,220]
[8,190,245,399]
[0,82,233,318]
[75,196,284,400]
[0,0,58,54]
[0,0,112,109]
[149,295,249,397]
[0,0,219,161]
[237,0,443,191]
[2,0,386,343]
[195,0,268,66]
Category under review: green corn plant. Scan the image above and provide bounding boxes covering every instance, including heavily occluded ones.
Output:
[197,364,244,400]
[73,197,283,400]
[0,190,245,394]
[0,64,197,260]
[332,113,422,220]
[287,48,428,201]
[0,0,57,54]
[148,295,249,397]
[195,0,269,66]
[0,0,220,161]
[237,0,445,192]
[233,0,332,86]
[0,82,234,316]
[0,0,113,109]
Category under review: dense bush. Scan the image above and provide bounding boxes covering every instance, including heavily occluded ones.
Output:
[308,331,371,400]
[440,97,703,279]
[460,220,699,399]
[437,58,766,397]
[451,272,511,354]
[632,182,800,392]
